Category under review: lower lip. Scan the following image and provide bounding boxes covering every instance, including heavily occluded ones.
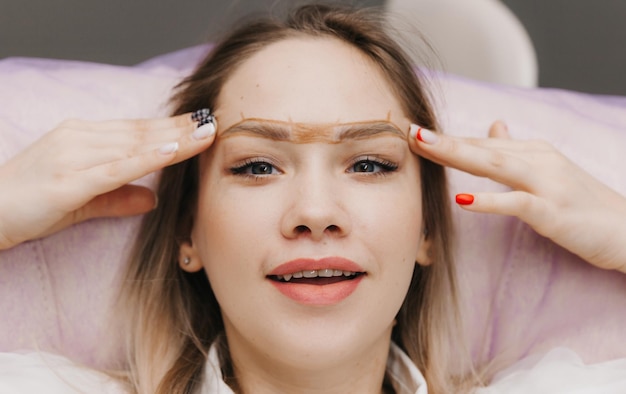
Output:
[270,276,364,306]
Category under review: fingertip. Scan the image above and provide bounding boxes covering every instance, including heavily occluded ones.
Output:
[192,122,216,140]
[488,120,511,139]
[409,124,438,145]
[455,193,475,205]
[83,185,156,221]
[454,193,488,214]
[118,185,157,216]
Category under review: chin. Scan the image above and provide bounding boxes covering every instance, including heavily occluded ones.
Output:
[257,316,395,369]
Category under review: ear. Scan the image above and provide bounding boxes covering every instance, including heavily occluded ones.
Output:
[178,241,204,273]
[415,233,433,266]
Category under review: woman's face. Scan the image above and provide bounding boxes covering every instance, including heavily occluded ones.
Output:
[181,37,429,369]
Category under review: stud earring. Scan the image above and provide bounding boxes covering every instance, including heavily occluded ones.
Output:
[183,257,191,265]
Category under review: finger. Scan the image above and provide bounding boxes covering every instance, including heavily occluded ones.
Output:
[488,120,511,139]
[94,113,199,147]
[65,114,217,171]
[455,191,549,226]
[36,185,157,239]
[62,111,215,161]
[408,124,526,159]
[55,115,194,160]
[81,185,157,220]
[407,125,532,188]
[159,117,218,166]
[62,112,195,133]
[82,125,216,194]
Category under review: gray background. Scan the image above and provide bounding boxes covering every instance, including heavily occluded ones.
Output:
[1,0,625,95]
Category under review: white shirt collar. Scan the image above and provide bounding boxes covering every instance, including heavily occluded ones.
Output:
[198,342,428,394]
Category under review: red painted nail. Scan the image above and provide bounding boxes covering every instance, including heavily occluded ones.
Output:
[456,193,474,205]
[416,127,424,142]
[413,126,438,144]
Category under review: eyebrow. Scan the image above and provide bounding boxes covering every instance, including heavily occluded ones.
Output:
[219,118,405,143]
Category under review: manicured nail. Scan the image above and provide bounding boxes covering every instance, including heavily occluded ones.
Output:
[409,124,438,144]
[192,122,216,140]
[456,193,474,205]
[191,108,212,122]
[159,142,179,155]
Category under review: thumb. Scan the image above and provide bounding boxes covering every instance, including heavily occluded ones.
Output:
[81,184,157,221]
[36,184,156,240]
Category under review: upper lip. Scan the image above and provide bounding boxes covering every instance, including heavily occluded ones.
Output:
[268,257,365,276]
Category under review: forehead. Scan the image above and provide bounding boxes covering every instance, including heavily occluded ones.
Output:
[214,36,409,134]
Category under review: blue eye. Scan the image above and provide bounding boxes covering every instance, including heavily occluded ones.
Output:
[350,159,398,174]
[352,160,377,173]
[248,162,274,175]
[231,160,278,176]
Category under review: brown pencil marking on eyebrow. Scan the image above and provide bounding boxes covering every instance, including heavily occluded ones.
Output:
[219,118,405,144]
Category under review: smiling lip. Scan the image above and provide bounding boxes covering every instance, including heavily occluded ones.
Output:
[268,257,365,305]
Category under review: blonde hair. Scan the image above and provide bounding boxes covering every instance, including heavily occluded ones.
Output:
[116,4,474,393]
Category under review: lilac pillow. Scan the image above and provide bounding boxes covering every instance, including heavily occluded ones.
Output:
[0,48,203,366]
[1,46,625,370]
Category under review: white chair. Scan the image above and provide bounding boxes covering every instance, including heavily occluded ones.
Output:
[385,0,538,87]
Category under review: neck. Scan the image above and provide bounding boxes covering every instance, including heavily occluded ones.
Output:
[224,329,393,394]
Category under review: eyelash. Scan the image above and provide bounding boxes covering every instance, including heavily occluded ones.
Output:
[348,157,399,176]
[230,158,280,179]
[229,156,399,180]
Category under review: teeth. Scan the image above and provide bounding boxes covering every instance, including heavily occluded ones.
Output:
[319,269,334,278]
[277,269,357,281]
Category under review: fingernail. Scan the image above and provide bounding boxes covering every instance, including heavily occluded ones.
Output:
[456,193,474,205]
[191,108,212,122]
[409,124,438,144]
[159,142,179,155]
[153,193,159,209]
[192,122,216,140]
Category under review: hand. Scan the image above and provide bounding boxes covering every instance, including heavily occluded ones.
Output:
[0,113,216,250]
[408,121,626,273]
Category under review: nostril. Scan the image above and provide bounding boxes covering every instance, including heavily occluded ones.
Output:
[326,225,339,232]
[295,225,309,234]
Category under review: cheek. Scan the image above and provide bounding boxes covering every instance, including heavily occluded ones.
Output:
[376,198,422,277]
[352,181,422,325]
[192,149,269,263]
[191,183,270,317]
[355,177,423,251]
[194,185,271,266]
[192,165,289,291]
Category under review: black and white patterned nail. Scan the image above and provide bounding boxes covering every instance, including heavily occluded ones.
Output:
[191,108,215,128]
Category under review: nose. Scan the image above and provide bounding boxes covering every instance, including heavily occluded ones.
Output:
[280,172,351,242]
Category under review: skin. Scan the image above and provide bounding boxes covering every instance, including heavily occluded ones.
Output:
[1,21,625,393]
[179,37,429,394]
